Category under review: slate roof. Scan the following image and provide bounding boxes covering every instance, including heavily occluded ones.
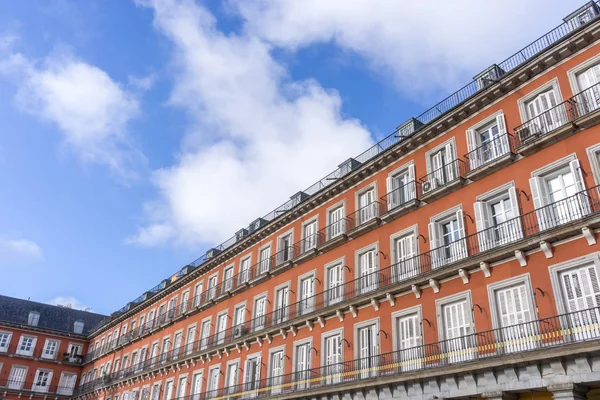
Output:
[0,295,108,336]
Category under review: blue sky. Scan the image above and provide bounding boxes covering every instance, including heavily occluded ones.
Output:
[0,0,580,315]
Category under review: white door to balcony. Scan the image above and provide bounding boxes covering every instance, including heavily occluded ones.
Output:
[560,264,600,340]
[8,366,26,389]
[274,287,288,324]
[526,89,562,134]
[259,247,271,274]
[300,277,315,315]
[303,222,317,252]
[358,250,377,294]
[496,284,537,353]
[192,373,203,400]
[327,264,343,305]
[443,300,474,363]
[358,324,378,379]
[397,314,422,371]
[576,64,600,112]
[394,234,417,281]
[253,297,266,331]
[270,352,284,394]
[295,344,310,390]
[324,335,342,384]
[359,189,376,224]
[329,206,345,239]
[32,370,52,393]
[216,314,227,344]
[57,373,77,396]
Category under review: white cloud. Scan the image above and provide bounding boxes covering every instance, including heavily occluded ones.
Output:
[0,40,144,180]
[0,238,43,262]
[129,0,373,246]
[47,296,90,311]
[128,73,157,91]
[231,0,578,99]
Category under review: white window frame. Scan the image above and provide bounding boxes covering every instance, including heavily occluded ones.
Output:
[435,291,474,363]
[465,110,510,170]
[355,182,378,225]
[292,337,313,390]
[300,216,319,253]
[391,305,423,372]
[353,318,380,379]
[242,351,262,397]
[257,242,273,275]
[273,282,290,324]
[266,345,285,394]
[215,310,229,345]
[206,365,221,397]
[325,200,346,240]
[586,143,600,186]
[32,368,53,393]
[320,327,344,384]
[222,264,235,292]
[275,228,294,265]
[428,205,467,268]
[16,334,37,356]
[224,358,240,394]
[252,293,268,331]
[41,338,60,360]
[324,257,345,306]
[567,53,600,94]
[7,365,28,389]
[385,160,416,208]
[424,138,458,187]
[0,331,12,352]
[176,373,189,398]
[549,252,600,315]
[354,242,380,294]
[74,321,85,334]
[517,78,564,123]
[297,270,316,316]
[28,311,40,326]
[207,272,219,300]
[163,378,175,400]
[238,254,252,285]
[390,225,419,282]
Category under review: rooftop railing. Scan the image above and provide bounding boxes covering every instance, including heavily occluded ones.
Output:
[104,2,600,326]
[77,184,600,396]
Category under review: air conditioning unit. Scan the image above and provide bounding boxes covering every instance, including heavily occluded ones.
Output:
[422,178,439,194]
[232,325,246,339]
[518,125,540,144]
[206,248,221,259]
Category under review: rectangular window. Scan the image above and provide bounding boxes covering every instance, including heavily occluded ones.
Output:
[150,343,159,366]
[524,88,563,135]
[185,327,196,355]
[575,63,600,113]
[215,314,228,345]
[233,305,246,333]
[150,384,161,400]
[17,335,36,356]
[253,297,267,331]
[326,263,343,306]
[177,376,187,398]
[0,332,12,352]
[299,276,315,315]
[8,366,27,389]
[428,209,467,268]
[42,339,59,360]
[427,143,456,189]
[223,266,235,292]
[191,373,203,400]
[200,320,211,350]
[466,114,509,170]
[74,321,84,334]
[225,362,238,395]
[172,333,183,359]
[386,164,415,209]
[141,387,150,400]
[277,233,293,264]
[258,246,272,275]
[357,249,377,294]
[395,313,422,371]
[302,220,318,253]
[68,343,82,356]
[357,324,378,379]
[494,284,536,353]
[441,299,474,363]
[33,369,53,393]
[474,186,523,250]
[393,233,418,281]
[207,368,220,398]
[57,372,78,396]
[243,356,261,397]
[269,351,284,394]
[358,188,377,224]
[207,275,218,300]
[164,381,174,400]
[194,282,204,307]
[327,206,345,239]
[530,159,590,230]
[28,312,40,326]
[160,339,170,364]
[294,343,311,390]
[181,291,190,314]
[274,286,289,324]
[323,334,342,384]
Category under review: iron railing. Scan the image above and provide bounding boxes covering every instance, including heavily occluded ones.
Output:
[96,306,600,400]
[76,184,600,395]
[418,159,466,195]
[0,378,76,396]
[379,180,418,214]
[464,133,514,172]
[105,1,600,327]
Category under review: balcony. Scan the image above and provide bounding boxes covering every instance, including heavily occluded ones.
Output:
[418,159,466,203]
[513,82,600,155]
[317,218,350,252]
[345,201,382,238]
[379,180,419,221]
[292,231,325,264]
[0,378,75,397]
[464,133,515,180]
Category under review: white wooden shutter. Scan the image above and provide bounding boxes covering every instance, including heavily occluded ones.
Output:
[474,201,492,251]
[9,367,26,388]
[254,356,261,384]
[399,314,420,350]
[466,129,479,169]
[496,285,532,327]
[508,187,524,239]
[444,143,455,181]
[407,164,416,200]
[456,210,467,259]
[431,152,442,187]
[496,113,510,155]
[386,176,394,196]
[570,159,591,215]
[529,177,551,230]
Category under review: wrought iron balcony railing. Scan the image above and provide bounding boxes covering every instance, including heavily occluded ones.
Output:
[464,132,515,172]
[0,378,76,397]
[76,184,600,396]
[379,180,418,215]
[418,159,466,197]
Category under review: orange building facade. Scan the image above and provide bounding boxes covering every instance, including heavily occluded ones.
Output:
[6,3,600,400]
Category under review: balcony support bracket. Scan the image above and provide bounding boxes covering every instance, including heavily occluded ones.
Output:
[224,348,230,357]
[386,293,395,307]
[290,326,298,337]
[458,269,469,284]
[317,316,325,328]
[217,350,222,359]
[480,262,491,278]
[256,337,263,347]
[583,227,597,245]
[306,320,314,332]
[349,305,358,318]
[540,241,553,259]
[235,344,241,354]
[429,279,440,293]
[515,250,527,267]
[370,298,380,312]
[243,341,250,351]
[412,284,421,299]
[265,334,272,344]
[279,328,287,339]
[336,309,344,322]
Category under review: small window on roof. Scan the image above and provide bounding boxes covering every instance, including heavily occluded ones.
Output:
[28,311,40,326]
[74,321,85,334]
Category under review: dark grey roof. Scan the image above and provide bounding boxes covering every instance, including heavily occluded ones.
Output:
[0,295,108,336]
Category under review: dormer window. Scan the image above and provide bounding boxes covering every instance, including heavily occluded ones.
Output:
[28,312,40,326]
[74,321,84,334]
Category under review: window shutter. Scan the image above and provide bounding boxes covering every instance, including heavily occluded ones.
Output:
[508,187,524,239]
[255,356,262,384]
[407,164,416,200]
[466,129,479,169]
[444,143,455,181]
[405,235,415,260]
[473,201,491,251]
[456,210,467,258]
[569,159,591,214]
[496,113,510,154]
[428,223,438,250]
[386,176,393,195]
[529,176,551,230]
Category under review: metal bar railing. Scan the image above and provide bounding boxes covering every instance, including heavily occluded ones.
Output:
[346,201,382,230]
[418,159,466,194]
[464,133,515,172]
[76,185,600,395]
[0,378,77,396]
[103,1,600,348]
[379,180,418,214]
